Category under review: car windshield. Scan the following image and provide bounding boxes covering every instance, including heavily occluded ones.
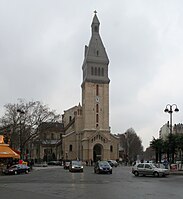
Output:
[99,161,109,166]
[72,161,82,166]
[151,164,158,168]
[20,164,28,168]
[10,165,18,169]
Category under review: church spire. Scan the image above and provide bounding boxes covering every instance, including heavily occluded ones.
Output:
[91,11,100,34]
[82,12,110,84]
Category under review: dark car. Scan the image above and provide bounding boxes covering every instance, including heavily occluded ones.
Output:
[47,161,62,166]
[3,164,30,175]
[69,160,83,172]
[94,161,112,174]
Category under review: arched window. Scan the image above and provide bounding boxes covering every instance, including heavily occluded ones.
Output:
[94,26,98,32]
[95,67,97,75]
[102,68,104,76]
[91,67,94,75]
[69,145,72,152]
[96,104,99,113]
[98,68,100,76]
[96,114,99,123]
[96,84,99,96]
[110,145,113,152]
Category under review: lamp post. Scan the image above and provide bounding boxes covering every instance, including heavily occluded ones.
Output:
[124,133,129,165]
[164,104,179,134]
[164,104,179,163]
[17,109,25,160]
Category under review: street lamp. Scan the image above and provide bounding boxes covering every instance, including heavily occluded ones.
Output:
[17,109,25,159]
[124,133,129,165]
[164,104,179,134]
[164,104,179,163]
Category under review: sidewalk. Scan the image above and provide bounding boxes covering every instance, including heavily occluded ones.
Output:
[170,169,183,175]
[32,165,63,171]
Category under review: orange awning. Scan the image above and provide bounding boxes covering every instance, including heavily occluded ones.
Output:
[0,144,20,159]
[12,148,20,155]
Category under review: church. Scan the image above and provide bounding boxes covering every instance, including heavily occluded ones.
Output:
[60,13,119,162]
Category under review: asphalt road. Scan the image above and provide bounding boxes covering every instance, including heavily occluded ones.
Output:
[0,166,183,199]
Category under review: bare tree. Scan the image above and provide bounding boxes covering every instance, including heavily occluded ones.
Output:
[0,99,61,159]
[119,128,143,164]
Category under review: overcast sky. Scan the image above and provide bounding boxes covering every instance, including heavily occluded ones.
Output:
[1,0,183,149]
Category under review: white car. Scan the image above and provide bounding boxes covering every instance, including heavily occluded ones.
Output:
[69,160,83,172]
[107,160,118,167]
[132,163,169,177]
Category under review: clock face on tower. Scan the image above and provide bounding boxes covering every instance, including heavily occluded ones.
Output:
[96,96,100,103]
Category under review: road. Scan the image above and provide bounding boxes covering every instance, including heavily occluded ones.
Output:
[0,166,183,199]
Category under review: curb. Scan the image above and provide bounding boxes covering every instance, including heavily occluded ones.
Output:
[32,166,63,171]
[170,171,183,175]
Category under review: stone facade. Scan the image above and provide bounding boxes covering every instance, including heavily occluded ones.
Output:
[31,122,64,162]
[60,13,119,162]
[32,13,119,163]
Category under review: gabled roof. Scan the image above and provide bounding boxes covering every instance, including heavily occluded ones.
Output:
[39,122,64,132]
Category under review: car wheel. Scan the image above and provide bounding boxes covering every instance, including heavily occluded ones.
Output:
[14,171,17,175]
[110,171,112,174]
[134,171,139,176]
[153,171,159,177]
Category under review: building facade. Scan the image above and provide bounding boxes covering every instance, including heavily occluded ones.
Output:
[159,122,183,141]
[30,13,119,163]
[61,13,119,162]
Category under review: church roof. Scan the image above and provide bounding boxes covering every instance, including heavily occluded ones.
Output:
[82,12,110,84]
[83,13,109,64]
[39,122,64,132]
[91,13,100,26]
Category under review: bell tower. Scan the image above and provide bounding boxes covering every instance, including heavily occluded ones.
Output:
[81,12,110,134]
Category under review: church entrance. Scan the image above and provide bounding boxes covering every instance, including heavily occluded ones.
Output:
[93,144,103,162]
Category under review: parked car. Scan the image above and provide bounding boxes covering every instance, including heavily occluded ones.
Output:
[69,160,83,172]
[132,163,169,177]
[34,162,48,167]
[107,160,118,167]
[3,164,30,175]
[94,161,112,174]
[63,161,70,169]
[47,161,62,166]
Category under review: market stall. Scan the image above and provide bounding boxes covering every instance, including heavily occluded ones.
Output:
[0,135,20,173]
[0,144,20,159]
